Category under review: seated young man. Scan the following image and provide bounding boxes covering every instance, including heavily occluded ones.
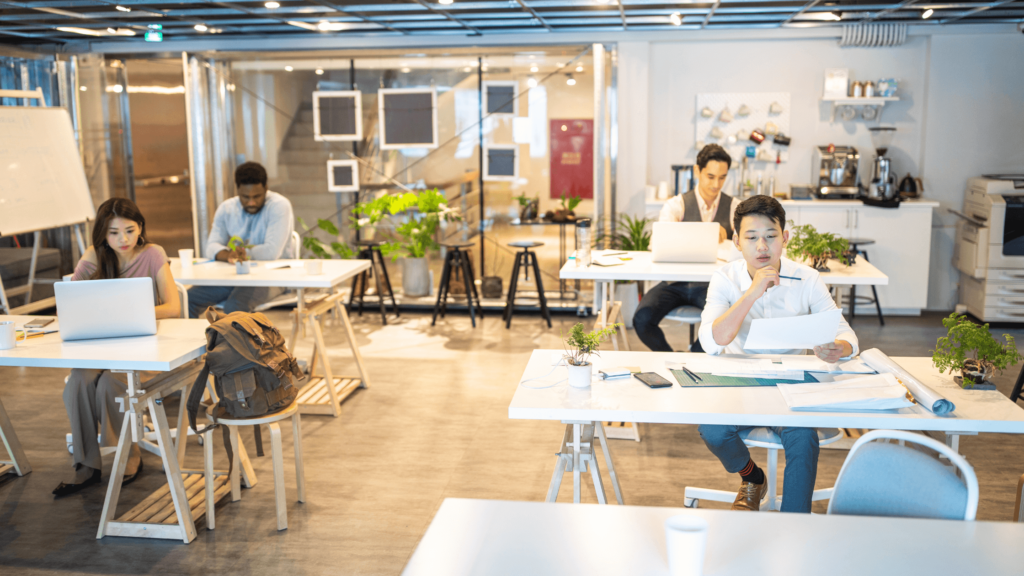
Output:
[696,196,859,513]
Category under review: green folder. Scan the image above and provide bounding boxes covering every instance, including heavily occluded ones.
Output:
[670,370,819,387]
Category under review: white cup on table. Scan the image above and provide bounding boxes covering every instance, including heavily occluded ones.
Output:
[304,259,323,275]
[0,321,28,350]
[665,514,709,576]
[178,249,194,273]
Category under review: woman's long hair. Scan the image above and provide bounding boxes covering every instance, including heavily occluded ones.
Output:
[91,198,149,280]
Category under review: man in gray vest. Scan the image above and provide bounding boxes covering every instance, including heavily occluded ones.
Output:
[633,144,737,352]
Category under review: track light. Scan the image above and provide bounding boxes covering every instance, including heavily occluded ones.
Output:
[115,5,130,12]
[401,67,411,73]
[826,11,841,21]
[575,64,583,72]
[439,0,454,4]
[530,65,538,72]
[566,74,576,86]
[922,8,933,18]
[316,69,324,75]
[670,12,682,26]
[194,24,208,32]
[285,66,294,71]
[265,1,280,8]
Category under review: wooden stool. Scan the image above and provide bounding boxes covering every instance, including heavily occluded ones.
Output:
[349,240,399,325]
[204,401,305,531]
[845,239,884,325]
[432,242,481,327]
[504,241,552,329]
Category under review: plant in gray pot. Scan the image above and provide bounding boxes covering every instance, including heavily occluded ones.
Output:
[228,236,254,274]
[931,313,1022,390]
[563,322,621,388]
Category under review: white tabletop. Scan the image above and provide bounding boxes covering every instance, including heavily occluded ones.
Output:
[508,351,1024,434]
[560,250,888,286]
[169,258,371,288]
[0,315,208,371]
[403,498,1022,576]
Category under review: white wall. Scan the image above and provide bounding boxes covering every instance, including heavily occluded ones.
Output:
[619,31,1024,311]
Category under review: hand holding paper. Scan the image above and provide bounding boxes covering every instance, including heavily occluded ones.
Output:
[743,309,841,351]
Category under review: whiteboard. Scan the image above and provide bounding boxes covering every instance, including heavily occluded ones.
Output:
[0,106,95,236]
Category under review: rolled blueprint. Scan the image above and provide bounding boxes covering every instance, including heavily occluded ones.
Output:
[860,348,956,415]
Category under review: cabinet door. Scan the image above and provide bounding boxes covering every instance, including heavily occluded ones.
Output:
[851,206,932,311]
[795,207,851,238]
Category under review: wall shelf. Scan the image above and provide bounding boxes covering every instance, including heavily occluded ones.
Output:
[823,96,899,123]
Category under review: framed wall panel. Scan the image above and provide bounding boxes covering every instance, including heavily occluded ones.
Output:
[483,145,518,182]
[327,159,360,192]
[313,90,362,142]
[377,88,438,150]
[483,81,517,116]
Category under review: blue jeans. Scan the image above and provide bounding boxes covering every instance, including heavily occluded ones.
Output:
[698,424,820,513]
[186,285,285,319]
[633,281,708,352]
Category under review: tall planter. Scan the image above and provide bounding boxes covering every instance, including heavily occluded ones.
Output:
[402,256,431,298]
[614,282,640,329]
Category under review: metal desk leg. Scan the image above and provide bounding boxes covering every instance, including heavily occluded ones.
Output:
[0,397,30,477]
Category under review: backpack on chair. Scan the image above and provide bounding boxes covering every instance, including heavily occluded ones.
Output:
[187,308,304,449]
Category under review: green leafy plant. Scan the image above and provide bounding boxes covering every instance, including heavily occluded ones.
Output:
[296,217,355,260]
[560,192,582,212]
[932,313,1022,387]
[355,188,462,261]
[513,193,531,207]
[610,214,652,252]
[563,322,621,366]
[785,221,849,271]
[227,236,254,262]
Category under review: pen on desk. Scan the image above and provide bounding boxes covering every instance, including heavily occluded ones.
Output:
[681,369,698,383]
[682,366,703,382]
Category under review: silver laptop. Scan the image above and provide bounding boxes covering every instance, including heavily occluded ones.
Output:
[651,222,720,263]
[54,278,157,341]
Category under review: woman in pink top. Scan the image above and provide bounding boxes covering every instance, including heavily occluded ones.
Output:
[53,198,181,498]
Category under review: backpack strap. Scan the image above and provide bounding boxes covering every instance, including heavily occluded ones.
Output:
[186,361,213,434]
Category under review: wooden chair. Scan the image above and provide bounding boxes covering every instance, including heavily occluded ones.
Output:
[202,401,305,531]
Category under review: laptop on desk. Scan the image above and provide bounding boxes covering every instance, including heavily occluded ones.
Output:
[54,278,157,341]
[651,222,720,263]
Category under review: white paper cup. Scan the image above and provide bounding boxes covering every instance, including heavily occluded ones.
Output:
[665,515,709,576]
[0,321,28,350]
[304,259,323,275]
[179,249,194,272]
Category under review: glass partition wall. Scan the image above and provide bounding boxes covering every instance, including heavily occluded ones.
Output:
[202,44,614,307]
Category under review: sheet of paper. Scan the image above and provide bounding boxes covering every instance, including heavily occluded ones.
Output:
[264,261,302,270]
[591,257,624,267]
[776,373,914,411]
[743,309,841,351]
[778,356,875,374]
[669,358,805,380]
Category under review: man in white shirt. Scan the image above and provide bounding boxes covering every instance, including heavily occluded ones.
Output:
[634,144,739,352]
[696,196,858,513]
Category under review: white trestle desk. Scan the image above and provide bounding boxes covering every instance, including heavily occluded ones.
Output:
[559,250,889,352]
[171,258,372,417]
[509,350,1024,504]
[403,498,1024,576]
[0,315,228,543]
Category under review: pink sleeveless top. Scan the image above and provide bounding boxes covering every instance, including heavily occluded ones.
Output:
[71,244,169,305]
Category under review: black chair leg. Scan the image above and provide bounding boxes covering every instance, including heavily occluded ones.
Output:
[458,252,478,328]
[849,285,857,321]
[505,253,523,328]
[375,250,399,317]
[530,251,552,328]
[432,252,454,326]
[861,251,884,326]
[689,324,695,346]
[1010,365,1024,403]
[369,254,388,325]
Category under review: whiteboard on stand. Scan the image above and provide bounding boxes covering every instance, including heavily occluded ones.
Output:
[0,106,95,237]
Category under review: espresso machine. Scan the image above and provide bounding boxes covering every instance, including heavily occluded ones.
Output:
[813,144,862,198]
[866,126,898,201]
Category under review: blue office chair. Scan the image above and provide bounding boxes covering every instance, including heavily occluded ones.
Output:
[828,429,978,521]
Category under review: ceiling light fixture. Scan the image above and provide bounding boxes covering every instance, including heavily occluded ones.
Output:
[316,68,324,75]
[555,62,564,68]
[115,5,131,12]
[530,65,538,72]
[401,67,411,73]
[527,77,538,88]
[922,8,933,18]
[79,86,87,91]
[670,12,682,26]
[287,21,319,31]
[194,24,209,32]
[110,84,124,93]
[575,65,583,72]
[439,0,454,4]
[57,27,106,36]
[285,66,294,71]
[827,11,841,21]
[463,66,471,72]
[265,1,281,8]
[566,74,576,86]
[596,0,610,4]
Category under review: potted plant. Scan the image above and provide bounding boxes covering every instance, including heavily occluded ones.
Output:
[357,188,462,298]
[228,236,254,274]
[597,214,652,329]
[513,193,539,221]
[563,322,621,388]
[552,192,582,223]
[931,313,1022,390]
[785,222,850,272]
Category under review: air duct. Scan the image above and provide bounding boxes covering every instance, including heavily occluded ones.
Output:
[839,23,907,47]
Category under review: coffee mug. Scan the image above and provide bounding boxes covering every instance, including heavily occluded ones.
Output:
[0,321,28,350]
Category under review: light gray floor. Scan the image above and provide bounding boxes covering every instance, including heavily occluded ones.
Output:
[0,310,1022,575]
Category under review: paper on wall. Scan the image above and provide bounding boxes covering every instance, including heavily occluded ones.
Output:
[777,373,914,411]
[743,309,842,350]
[859,348,956,415]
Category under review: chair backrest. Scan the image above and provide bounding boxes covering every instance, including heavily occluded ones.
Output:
[175,281,189,319]
[292,231,301,259]
[828,429,978,521]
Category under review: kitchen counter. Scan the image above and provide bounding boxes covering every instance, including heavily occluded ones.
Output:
[646,197,939,209]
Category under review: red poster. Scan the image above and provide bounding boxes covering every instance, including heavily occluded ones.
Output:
[549,119,593,199]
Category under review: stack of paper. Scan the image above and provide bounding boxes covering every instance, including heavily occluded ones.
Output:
[777,373,914,411]
[672,358,805,381]
[744,310,842,350]
[778,357,876,374]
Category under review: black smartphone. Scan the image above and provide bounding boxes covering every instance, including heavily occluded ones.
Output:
[24,318,54,328]
[634,372,673,389]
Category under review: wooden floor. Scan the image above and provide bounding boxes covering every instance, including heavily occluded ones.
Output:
[0,311,1021,575]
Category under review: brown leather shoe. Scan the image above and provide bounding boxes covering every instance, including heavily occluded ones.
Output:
[731,480,768,511]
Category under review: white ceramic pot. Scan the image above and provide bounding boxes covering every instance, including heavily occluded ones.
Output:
[567,362,593,388]
[402,256,431,298]
[235,261,251,275]
[614,282,639,329]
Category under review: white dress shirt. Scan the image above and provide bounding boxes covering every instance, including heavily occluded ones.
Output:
[658,191,738,224]
[697,257,859,357]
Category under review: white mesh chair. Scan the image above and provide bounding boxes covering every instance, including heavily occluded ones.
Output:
[828,429,978,521]
[684,427,844,511]
[663,306,702,350]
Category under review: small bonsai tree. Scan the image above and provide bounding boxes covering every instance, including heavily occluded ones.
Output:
[227,236,254,262]
[932,313,1022,387]
[785,221,849,272]
[563,322,621,367]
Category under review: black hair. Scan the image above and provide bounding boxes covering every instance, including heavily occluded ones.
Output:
[234,161,267,188]
[90,197,149,280]
[733,196,787,233]
[696,144,732,171]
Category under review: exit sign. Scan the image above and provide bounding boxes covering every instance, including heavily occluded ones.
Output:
[144,30,163,42]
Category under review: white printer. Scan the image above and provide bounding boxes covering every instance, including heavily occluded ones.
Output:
[953,175,1024,322]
